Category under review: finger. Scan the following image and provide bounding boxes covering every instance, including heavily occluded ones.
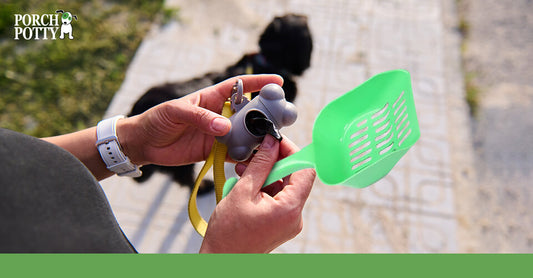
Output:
[261,180,285,197]
[278,136,301,159]
[211,74,284,101]
[234,135,279,196]
[235,163,246,176]
[276,168,316,208]
[234,136,298,168]
[241,74,284,94]
[164,101,231,136]
[235,137,299,182]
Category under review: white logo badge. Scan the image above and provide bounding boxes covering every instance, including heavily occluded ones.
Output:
[13,9,77,40]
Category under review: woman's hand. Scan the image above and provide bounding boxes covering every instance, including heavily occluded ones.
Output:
[118,74,283,166]
[200,135,316,253]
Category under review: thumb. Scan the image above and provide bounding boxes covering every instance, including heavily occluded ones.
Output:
[167,102,231,136]
[235,135,279,196]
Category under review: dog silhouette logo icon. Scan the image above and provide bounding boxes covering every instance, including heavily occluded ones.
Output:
[55,10,77,40]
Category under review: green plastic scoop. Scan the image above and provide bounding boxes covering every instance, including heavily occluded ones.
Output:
[223,69,420,198]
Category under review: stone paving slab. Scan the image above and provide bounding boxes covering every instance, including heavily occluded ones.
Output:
[100,0,468,253]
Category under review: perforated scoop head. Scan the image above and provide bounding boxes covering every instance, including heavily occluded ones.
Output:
[311,69,420,187]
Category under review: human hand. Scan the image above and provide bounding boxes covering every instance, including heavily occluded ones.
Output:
[199,135,316,253]
[117,74,283,166]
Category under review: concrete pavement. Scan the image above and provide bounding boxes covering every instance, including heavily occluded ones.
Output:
[460,0,533,252]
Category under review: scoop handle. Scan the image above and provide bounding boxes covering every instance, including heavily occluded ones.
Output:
[222,145,315,198]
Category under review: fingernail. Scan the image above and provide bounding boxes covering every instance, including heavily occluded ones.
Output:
[261,135,276,149]
[211,117,230,133]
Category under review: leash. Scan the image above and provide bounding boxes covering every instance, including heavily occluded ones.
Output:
[188,74,252,236]
[187,102,233,236]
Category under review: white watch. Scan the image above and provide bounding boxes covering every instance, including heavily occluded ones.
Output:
[96,115,142,177]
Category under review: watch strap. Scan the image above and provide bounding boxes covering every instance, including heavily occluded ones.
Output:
[96,115,142,177]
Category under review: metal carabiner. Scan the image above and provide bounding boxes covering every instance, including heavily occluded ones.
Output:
[229,79,249,112]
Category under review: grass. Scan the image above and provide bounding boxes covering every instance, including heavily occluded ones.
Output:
[464,72,481,116]
[456,0,480,117]
[0,0,167,137]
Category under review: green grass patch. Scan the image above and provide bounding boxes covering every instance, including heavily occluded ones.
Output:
[0,0,166,137]
[464,72,481,116]
[456,0,481,117]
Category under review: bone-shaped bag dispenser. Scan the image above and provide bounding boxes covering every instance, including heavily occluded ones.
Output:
[216,80,297,161]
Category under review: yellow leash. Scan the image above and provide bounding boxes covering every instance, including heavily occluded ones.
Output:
[187,148,214,235]
[213,102,234,203]
[188,102,232,236]
[188,77,252,236]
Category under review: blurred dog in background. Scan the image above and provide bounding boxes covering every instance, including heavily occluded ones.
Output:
[128,14,313,194]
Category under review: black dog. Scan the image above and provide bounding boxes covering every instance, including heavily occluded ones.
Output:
[128,14,313,194]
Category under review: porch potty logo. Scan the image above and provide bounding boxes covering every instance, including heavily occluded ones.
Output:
[14,10,78,40]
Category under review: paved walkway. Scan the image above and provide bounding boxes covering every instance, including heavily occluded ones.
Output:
[100,0,473,253]
[461,0,533,252]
